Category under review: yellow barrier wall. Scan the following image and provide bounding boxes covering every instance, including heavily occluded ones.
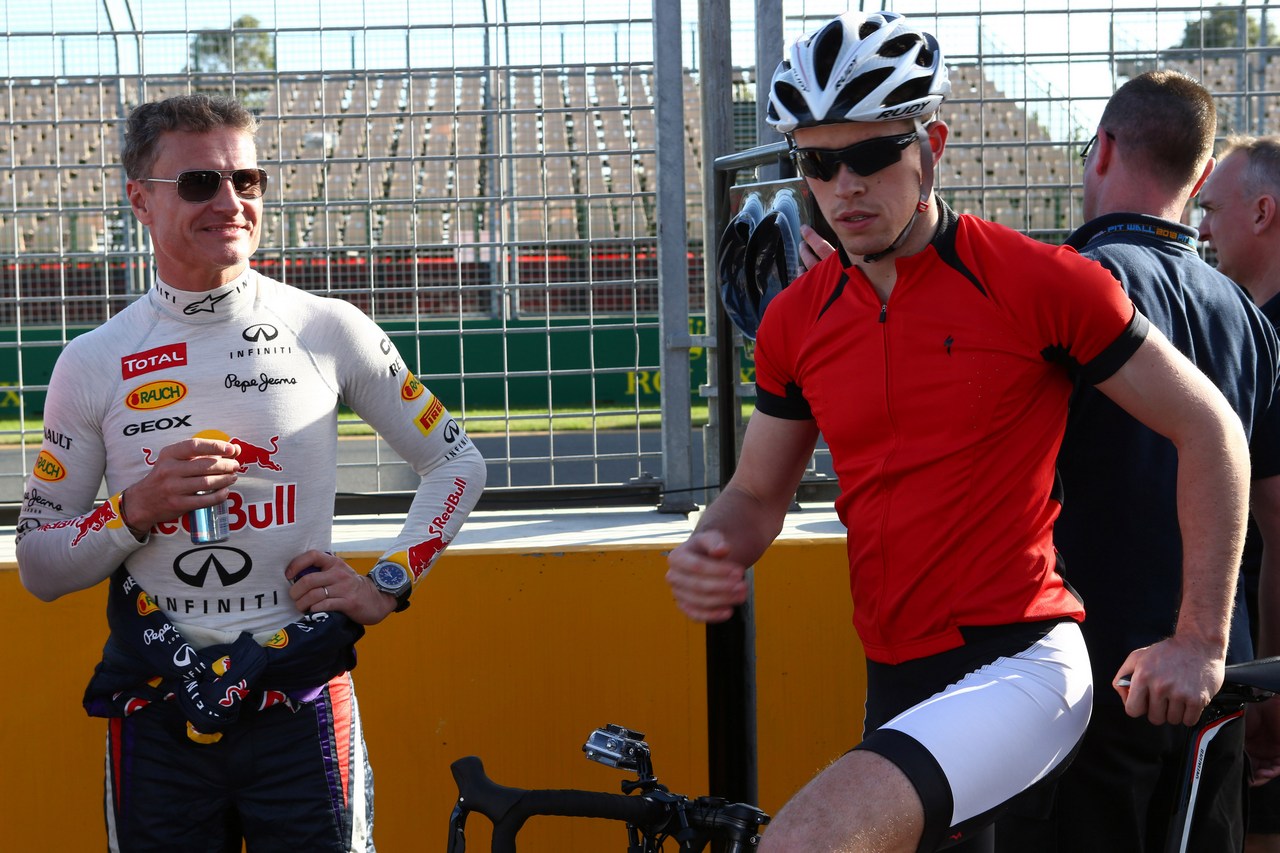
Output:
[0,536,862,851]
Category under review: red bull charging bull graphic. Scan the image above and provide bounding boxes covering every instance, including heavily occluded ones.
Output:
[404,477,470,580]
[230,435,282,472]
[141,433,296,537]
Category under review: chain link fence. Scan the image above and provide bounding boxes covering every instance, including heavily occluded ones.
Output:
[0,0,1276,513]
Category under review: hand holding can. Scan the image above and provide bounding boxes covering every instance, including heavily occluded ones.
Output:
[189,494,229,543]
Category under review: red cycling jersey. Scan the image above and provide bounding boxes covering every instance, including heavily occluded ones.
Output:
[754,205,1148,664]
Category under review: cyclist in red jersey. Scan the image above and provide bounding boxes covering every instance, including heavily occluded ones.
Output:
[666,12,1252,852]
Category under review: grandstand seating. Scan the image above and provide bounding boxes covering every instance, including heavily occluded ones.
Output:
[4,55,1276,264]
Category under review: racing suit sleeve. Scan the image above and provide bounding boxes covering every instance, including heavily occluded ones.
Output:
[319,301,486,587]
[16,334,148,601]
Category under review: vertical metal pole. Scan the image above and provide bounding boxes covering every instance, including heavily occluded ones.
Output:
[697,0,757,807]
[654,0,696,514]
[755,0,783,181]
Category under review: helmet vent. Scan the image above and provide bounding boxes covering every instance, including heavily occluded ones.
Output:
[831,67,892,116]
[880,33,921,59]
[811,20,848,89]
[772,82,810,121]
[886,78,930,107]
[858,20,882,40]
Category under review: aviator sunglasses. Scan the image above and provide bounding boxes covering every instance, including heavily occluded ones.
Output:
[791,131,919,182]
[142,168,269,203]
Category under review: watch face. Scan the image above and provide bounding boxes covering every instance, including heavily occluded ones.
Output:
[372,562,410,593]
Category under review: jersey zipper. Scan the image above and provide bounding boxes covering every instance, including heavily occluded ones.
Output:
[876,299,895,637]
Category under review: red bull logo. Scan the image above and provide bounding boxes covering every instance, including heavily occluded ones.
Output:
[71,499,120,546]
[231,435,282,472]
[143,433,282,473]
[149,483,297,537]
[430,478,469,536]
[218,681,251,708]
[415,395,445,436]
[407,535,447,580]
[121,342,187,380]
[126,380,187,410]
[33,450,66,482]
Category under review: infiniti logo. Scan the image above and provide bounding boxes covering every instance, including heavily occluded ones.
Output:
[243,323,279,343]
[174,546,253,588]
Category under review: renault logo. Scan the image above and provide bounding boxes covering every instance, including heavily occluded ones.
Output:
[242,324,279,343]
[174,546,253,588]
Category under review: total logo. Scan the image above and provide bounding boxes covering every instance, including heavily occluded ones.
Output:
[126,380,187,411]
[121,342,187,380]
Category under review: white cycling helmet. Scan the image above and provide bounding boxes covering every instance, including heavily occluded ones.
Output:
[767,11,950,133]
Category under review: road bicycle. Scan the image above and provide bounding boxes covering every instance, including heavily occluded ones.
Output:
[1162,655,1280,853]
[446,658,1280,852]
[446,724,769,852]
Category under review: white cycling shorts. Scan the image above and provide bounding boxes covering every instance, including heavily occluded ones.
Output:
[857,620,1093,849]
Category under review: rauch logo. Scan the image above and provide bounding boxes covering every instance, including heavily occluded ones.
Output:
[33,450,66,482]
[126,380,188,410]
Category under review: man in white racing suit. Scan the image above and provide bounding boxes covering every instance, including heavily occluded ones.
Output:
[15,93,486,852]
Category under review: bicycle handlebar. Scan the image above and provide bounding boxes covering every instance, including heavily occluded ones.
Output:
[449,756,668,852]
[447,752,770,853]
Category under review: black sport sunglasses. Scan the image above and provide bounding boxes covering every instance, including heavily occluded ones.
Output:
[143,168,269,203]
[791,131,919,182]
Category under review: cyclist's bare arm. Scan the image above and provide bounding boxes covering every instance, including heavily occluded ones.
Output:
[1097,326,1251,726]
[666,412,819,624]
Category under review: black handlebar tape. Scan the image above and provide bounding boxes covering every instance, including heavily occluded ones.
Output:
[450,756,670,853]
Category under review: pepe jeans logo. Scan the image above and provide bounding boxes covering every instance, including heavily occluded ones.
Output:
[225,372,298,393]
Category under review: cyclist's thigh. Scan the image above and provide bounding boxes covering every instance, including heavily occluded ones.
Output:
[857,620,1092,852]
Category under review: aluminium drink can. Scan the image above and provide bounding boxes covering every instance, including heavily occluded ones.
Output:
[188,498,229,544]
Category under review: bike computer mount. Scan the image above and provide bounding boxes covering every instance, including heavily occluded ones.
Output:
[582,724,658,794]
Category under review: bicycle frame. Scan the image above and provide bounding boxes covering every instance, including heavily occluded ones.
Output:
[1163,656,1280,853]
